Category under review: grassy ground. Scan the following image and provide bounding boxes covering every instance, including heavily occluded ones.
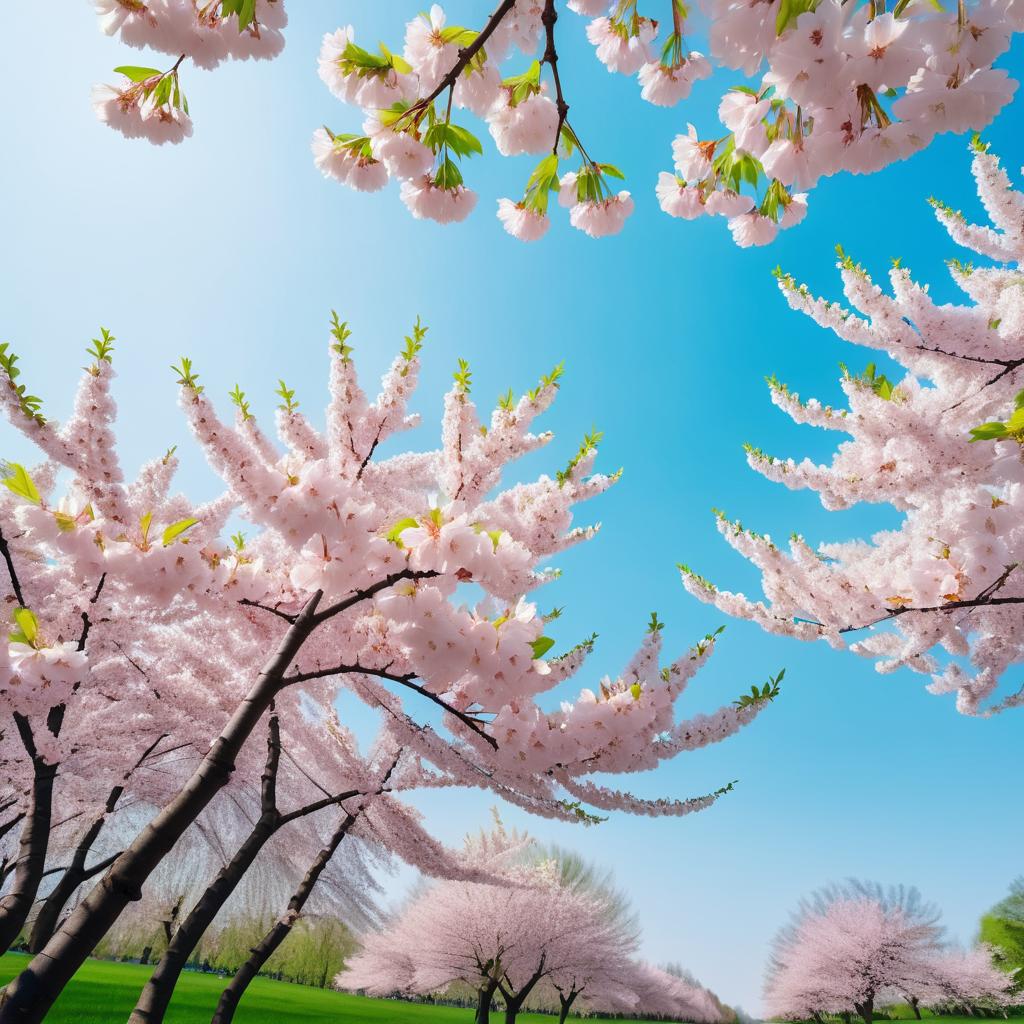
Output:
[0,953,597,1023]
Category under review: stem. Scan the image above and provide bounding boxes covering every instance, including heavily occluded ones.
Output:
[541,0,569,156]
[405,0,518,120]
[0,528,25,606]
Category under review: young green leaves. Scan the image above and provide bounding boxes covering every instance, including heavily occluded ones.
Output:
[734,668,784,708]
[2,463,42,506]
[970,390,1024,444]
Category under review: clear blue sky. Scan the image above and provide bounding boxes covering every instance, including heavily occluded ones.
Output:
[0,3,1020,1013]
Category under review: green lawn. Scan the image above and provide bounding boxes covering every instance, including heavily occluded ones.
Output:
[0,953,600,1023]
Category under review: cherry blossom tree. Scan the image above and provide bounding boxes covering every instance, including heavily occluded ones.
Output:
[309,0,1021,244]
[764,882,946,1024]
[339,824,641,1024]
[0,316,777,1022]
[681,139,1024,716]
[919,945,1016,1015]
[89,0,287,145]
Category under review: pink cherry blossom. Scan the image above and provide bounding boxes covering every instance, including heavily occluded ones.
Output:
[497,198,551,240]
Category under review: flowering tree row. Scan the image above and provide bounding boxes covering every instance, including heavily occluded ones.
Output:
[89,0,1021,245]
[681,141,1024,716]
[0,311,778,1022]
[764,880,1016,1023]
[340,819,729,1024]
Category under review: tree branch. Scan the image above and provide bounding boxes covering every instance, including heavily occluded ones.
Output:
[309,568,439,626]
[286,661,497,749]
[0,527,25,606]
[238,599,297,624]
[77,573,107,652]
[407,0,518,114]
[840,564,1022,632]
[541,0,569,154]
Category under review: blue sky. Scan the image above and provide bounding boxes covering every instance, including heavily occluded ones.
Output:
[0,2,1021,1013]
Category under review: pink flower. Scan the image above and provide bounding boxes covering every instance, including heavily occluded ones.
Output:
[763,1,845,106]
[367,125,435,180]
[400,175,478,223]
[846,12,923,91]
[780,192,809,229]
[704,188,754,217]
[728,211,779,247]
[586,16,657,75]
[310,129,388,192]
[893,67,1016,135]
[568,192,635,237]
[639,53,712,106]
[497,198,551,241]
[655,173,707,219]
[454,62,502,116]
[761,137,821,190]
[568,0,609,13]
[672,123,715,181]
[488,91,559,156]
[91,80,193,146]
[404,4,458,94]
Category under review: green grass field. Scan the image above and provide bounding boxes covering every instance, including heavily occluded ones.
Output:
[0,953,609,1023]
[0,956,1019,1024]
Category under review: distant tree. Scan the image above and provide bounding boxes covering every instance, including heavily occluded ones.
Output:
[764,882,945,1024]
[981,879,1024,990]
[917,946,1015,1016]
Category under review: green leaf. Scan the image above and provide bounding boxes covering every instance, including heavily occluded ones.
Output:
[1014,389,1024,410]
[968,422,1009,442]
[2,463,41,505]
[114,65,163,82]
[530,636,555,660]
[598,163,625,180]
[629,682,642,700]
[161,517,198,547]
[10,606,39,647]
[140,511,153,546]
[385,517,419,545]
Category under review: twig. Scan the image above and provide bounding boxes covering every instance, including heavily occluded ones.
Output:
[0,527,25,606]
[287,662,497,749]
[404,0,518,118]
[541,0,569,155]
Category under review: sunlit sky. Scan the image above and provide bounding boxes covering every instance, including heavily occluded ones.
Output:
[0,3,1021,1014]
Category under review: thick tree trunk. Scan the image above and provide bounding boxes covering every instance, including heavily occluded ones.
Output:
[0,595,323,1024]
[499,957,546,1024]
[557,989,579,1024]
[812,1013,825,1024]
[476,979,500,1024]
[909,996,922,1020]
[0,713,60,955]
[127,814,278,1024]
[209,810,358,1024]
[129,716,284,1024]
[27,774,130,954]
[855,996,875,1024]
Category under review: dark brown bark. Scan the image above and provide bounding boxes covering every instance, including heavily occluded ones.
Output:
[909,996,922,1020]
[557,988,579,1024]
[476,978,500,1024]
[0,713,60,954]
[28,733,168,953]
[0,593,325,1023]
[0,570,425,1023]
[499,955,547,1024]
[127,713,359,1024]
[855,995,875,1024]
[209,810,359,1024]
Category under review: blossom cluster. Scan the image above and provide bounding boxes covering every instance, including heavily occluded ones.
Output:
[314,0,1020,245]
[681,141,1024,716]
[89,0,287,145]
